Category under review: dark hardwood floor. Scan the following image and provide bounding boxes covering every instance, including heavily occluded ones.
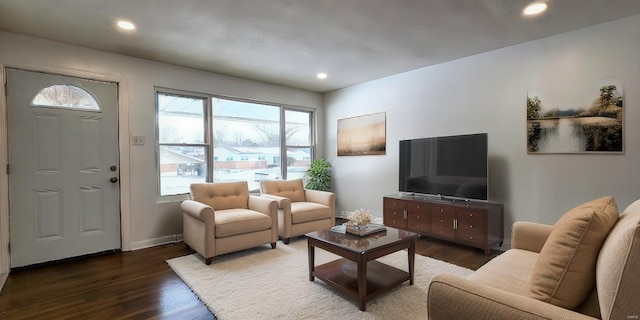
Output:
[0,234,501,320]
[0,243,214,320]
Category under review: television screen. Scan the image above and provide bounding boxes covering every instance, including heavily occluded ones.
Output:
[399,133,488,201]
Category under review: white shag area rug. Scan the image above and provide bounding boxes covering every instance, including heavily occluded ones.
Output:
[167,238,473,320]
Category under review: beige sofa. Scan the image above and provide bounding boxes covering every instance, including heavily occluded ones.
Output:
[182,181,278,264]
[260,179,335,244]
[428,197,640,320]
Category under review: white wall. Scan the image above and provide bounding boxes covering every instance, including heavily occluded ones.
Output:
[0,31,323,253]
[324,14,640,246]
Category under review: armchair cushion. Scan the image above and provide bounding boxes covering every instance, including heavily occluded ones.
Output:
[214,208,274,238]
[529,196,619,309]
[260,179,306,202]
[291,202,333,224]
[190,181,249,210]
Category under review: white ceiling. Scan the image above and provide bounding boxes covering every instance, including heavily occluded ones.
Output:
[1,0,640,93]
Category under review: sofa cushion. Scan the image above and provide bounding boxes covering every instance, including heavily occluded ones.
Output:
[260,179,306,203]
[529,196,619,309]
[468,248,539,297]
[596,199,640,320]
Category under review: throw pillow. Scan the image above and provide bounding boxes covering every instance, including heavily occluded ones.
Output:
[528,196,619,309]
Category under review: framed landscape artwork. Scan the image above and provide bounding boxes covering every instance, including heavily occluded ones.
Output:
[337,112,386,156]
[526,79,623,154]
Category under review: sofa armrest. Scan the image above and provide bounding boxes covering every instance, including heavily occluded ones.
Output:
[427,274,597,320]
[511,221,553,253]
[304,189,336,213]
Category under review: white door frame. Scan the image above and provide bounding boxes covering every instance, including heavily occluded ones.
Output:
[0,64,132,274]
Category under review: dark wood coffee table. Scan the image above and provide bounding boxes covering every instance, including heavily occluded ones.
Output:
[306,226,420,311]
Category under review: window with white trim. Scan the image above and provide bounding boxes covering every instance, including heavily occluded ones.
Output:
[157,92,208,196]
[156,89,315,196]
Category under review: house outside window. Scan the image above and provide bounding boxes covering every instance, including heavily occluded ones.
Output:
[156,89,315,196]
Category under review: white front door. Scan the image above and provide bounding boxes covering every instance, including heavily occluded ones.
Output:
[7,69,121,268]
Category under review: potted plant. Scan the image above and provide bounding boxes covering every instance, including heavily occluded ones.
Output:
[305,158,332,191]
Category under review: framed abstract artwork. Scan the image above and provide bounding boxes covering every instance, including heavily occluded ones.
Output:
[337,112,386,156]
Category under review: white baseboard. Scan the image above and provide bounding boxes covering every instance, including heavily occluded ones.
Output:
[130,234,183,251]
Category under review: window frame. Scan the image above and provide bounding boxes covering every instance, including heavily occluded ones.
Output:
[155,87,315,198]
[155,88,212,199]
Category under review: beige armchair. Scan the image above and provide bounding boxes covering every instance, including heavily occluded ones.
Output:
[260,179,335,244]
[182,181,278,264]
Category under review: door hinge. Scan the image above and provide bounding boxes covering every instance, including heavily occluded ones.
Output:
[6,164,9,175]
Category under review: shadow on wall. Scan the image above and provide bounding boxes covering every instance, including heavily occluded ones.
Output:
[489,155,511,236]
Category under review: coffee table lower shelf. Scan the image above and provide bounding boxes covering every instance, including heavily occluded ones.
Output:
[312,258,410,309]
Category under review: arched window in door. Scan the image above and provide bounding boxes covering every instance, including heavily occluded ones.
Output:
[31,84,101,111]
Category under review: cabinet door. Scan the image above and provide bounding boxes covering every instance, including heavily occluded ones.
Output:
[407,201,429,234]
[384,208,407,229]
[383,197,407,229]
[456,208,487,246]
[430,204,455,240]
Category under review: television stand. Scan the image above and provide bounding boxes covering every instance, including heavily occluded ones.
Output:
[383,194,504,255]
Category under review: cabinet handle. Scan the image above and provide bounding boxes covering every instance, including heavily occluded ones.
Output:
[469,213,473,217]
[440,209,444,212]
[440,219,443,223]
[403,210,407,219]
[454,219,458,230]
[469,236,473,240]
[469,225,473,228]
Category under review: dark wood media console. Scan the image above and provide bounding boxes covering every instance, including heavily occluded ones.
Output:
[383,195,504,255]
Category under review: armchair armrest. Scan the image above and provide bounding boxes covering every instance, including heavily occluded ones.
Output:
[248,195,279,243]
[511,221,553,253]
[181,199,215,223]
[181,199,216,260]
[259,194,291,210]
[427,274,596,320]
[304,189,336,211]
[248,195,278,218]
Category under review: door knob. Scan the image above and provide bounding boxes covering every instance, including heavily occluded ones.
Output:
[110,177,119,183]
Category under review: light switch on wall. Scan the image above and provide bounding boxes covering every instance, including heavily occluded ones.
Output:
[132,136,145,145]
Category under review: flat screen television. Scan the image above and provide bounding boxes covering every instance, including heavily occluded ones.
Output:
[399,133,488,201]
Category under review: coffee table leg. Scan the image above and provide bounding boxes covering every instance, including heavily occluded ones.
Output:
[409,239,415,285]
[308,239,315,281]
[357,253,367,311]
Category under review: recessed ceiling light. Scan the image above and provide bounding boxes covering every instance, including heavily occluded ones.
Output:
[316,73,328,80]
[116,20,136,30]
[523,2,547,16]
